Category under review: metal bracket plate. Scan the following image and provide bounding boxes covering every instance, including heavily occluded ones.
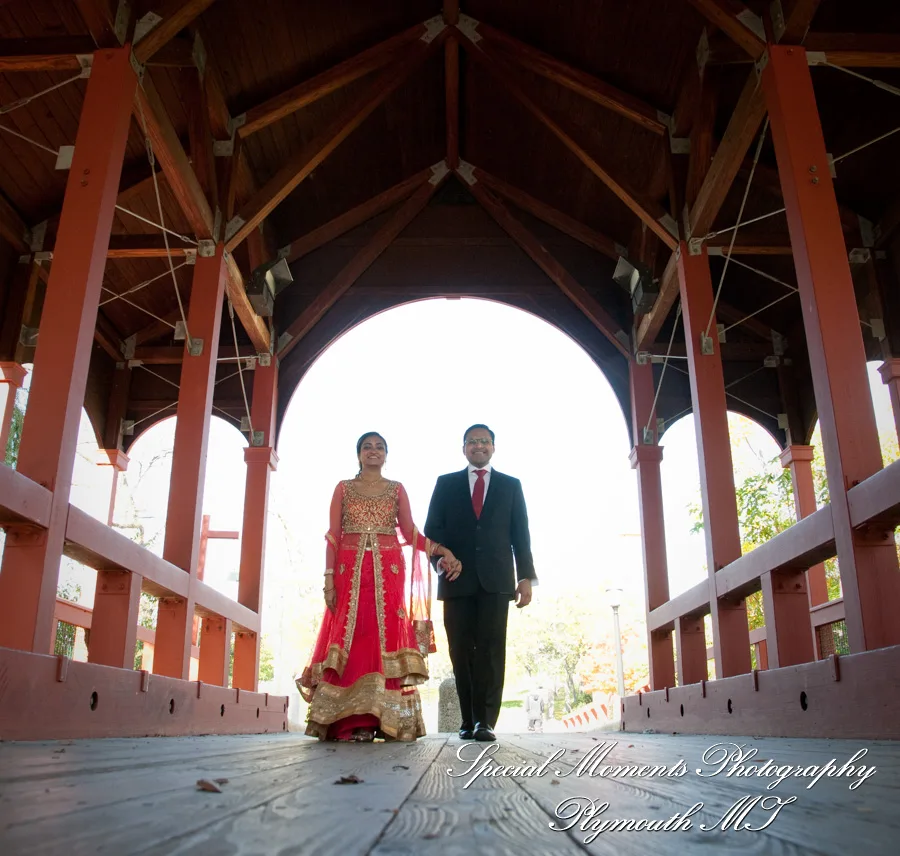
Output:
[456,159,477,186]
[114,0,131,45]
[421,15,447,43]
[770,0,786,42]
[258,352,272,367]
[669,136,690,155]
[224,216,244,243]
[806,51,827,66]
[457,14,482,44]
[188,338,204,357]
[134,12,163,46]
[251,430,265,447]
[55,145,75,171]
[688,237,704,256]
[429,159,449,185]
[197,239,216,258]
[700,333,715,355]
[213,139,234,157]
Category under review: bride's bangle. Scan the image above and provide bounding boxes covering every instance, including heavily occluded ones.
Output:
[324,569,334,576]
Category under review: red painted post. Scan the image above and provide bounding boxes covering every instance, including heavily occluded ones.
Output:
[0,48,136,652]
[760,568,814,668]
[763,45,900,652]
[232,360,279,691]
[780,445,828,607]
[154,246,227,679]
[675,616,708,685]
[628,360,676,691]
[877,360,900,447]
[0,361,27,455]
[198,616,232,686]
[677,242,751,678]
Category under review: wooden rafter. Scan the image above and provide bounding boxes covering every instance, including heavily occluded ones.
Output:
[461,168,630,359]
[224,254,270,354]
[133,76,214,240]
[94,312,125,361]
[278,167,449,358]
[470,166,624,260]
[133,344,256,364]
[445,35,460,169]
[459,34,677,250]
[72,0,121,48]
[0,37,97,71]
[105,235,196,258]
[635,252,678,349]
[133,310,182,346]
[237,20,438,138]
[225,34,446,254]
[462,17,669,136]
[685,0,766,60]
[708,33,900,67]
[283,168,437,263]
[0,191,29,253]
[133,0,219,65]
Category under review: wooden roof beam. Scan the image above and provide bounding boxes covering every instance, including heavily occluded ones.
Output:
[458,32,678,251]
[282,167,437,263]
[94,311,125,361]
[459,164,630,359]
[278,165,449,358]
[105,235,196,259]
[445,33,460,169]
[132,0,219,65]
[133,75,214,240]
[458,16,669,136]
[685,0,766,60]
[237,19,442,138]
[469,166,625,261]
[707,33,900,67]
[0,36,97,71]
[225,34,446,254]
[0,191,30,253]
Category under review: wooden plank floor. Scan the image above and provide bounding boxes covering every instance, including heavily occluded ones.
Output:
[1,730,897,854]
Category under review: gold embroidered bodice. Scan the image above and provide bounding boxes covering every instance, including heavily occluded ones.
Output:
[341,479,399,536]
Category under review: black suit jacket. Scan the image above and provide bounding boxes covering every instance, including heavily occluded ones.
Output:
[425,468,537,600]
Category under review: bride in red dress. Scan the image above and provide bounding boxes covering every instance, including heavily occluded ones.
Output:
[297,432,461,742]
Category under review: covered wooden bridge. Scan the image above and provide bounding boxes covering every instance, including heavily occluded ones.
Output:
[0,0,899,851]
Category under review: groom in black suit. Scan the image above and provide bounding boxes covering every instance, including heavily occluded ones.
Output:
[425,424,537,742]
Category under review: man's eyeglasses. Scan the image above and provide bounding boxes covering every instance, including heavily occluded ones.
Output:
[465,438,493,447]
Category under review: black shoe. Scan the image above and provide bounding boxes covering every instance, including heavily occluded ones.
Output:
[458,723,475,740]
[473,722,496,742]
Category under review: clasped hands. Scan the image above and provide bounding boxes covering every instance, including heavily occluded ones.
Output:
[437,552,462,582]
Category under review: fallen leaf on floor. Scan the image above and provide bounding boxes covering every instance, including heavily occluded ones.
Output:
[392,765,409,771]
[423,833,439,840]
[196,779,222,793]
[551,779,560,785]
[335,775,364,785]
[214,778,230,785]
[628,744,634,748]
[52,748,66,754]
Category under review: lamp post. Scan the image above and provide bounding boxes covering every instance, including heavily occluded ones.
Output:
[606,588,626,701]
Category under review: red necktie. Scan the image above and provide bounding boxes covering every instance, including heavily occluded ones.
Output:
[472,469,487,518]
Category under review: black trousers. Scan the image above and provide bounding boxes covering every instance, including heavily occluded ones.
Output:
[443,586,510,729]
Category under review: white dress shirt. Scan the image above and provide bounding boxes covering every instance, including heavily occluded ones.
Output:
[467,462,493,500]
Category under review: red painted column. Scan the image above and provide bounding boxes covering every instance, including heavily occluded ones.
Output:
[763,45,900,652]
[0,48,136,652]
[675,616,708,686]
[877,360,900,446]
[153,246,227,679]
[780,445,828,607]
[198,616,232,686]
[677,242,751,678]
[628,360,676,690]
[0,361,27,455]
[232,360,278,691]
[88,449,141,669]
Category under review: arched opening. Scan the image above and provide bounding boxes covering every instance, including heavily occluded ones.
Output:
[267,298,643,730]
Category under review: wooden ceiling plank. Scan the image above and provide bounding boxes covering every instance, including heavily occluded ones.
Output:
[226,37,445,254]
[238,20,433,138]
[133,0,219,65]
[278,170,448,358]
[463,172,630,359]
[471,166,623,260]
[780,0,823,43]
[459,35,677,250]
[94,311,125,360]
[283,167,434,263]
[144,36,195,68]
[0,191,30,253]
[467,18,669,136]
[72,0,122,48]
[133,309,181,346]
[876,196,900,249]
[709,34,900,68]
[186,71,218,212]
[684,0,766,59]
[636,251,678,349]
[133,75,214,239]
[0,36,98,72]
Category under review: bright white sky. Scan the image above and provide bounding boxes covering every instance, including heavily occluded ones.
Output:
[16,298,896,694]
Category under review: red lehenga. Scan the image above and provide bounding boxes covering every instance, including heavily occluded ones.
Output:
[297,479,437,742]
